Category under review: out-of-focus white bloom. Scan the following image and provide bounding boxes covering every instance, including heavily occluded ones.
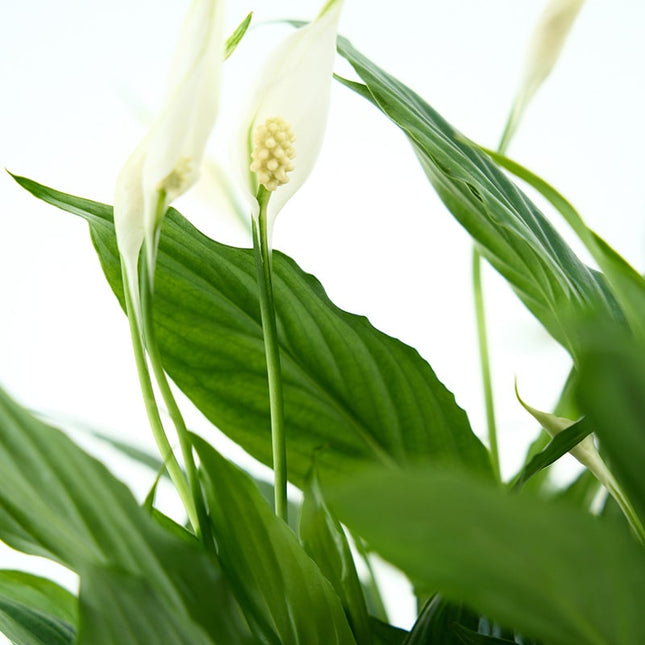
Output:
[233,0,343,226]
[501,0,586,151]
[114,0,225,298]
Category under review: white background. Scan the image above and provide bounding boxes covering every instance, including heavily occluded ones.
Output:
[1,0,644,633]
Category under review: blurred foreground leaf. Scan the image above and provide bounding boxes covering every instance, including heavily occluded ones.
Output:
[0,571,76,645]
[577,327,645,525]
[327,467,645,645]
[0,386,251,642]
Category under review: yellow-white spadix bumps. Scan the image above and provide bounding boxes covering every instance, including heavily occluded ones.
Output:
[114,0,225,299]
[250,117,296,192]
[235,0,343,223]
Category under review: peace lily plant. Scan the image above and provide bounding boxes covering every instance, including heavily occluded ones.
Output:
[3,1,645,644]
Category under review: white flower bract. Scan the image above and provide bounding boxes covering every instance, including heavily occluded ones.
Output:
[114,0,224,303]
[233,0,343,223]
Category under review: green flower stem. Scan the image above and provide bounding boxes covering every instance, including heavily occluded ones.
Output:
[121,259,198,530]
[590,462,645,545]
[252,186,288,522]
[472,131,513,483]
[140,244,213,550]
[609,482,645,545]
[473,248,500,482]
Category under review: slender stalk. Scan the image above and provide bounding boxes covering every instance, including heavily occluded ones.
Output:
[609,483,645,545]
[473,248,500,481]
[252,187,288,522]
[591,463,645,545]
[472,130,513,482]
[121,259,198,530]
[139,245,213,550]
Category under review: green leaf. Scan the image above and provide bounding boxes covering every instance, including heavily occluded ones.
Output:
[334,41,624,361]
[577,327,645,526]
[0,571,76,645]
[300,469,371,645]
[403,595,478,645]
[474,147,645,342]
[0,386,251,642]
[510,417,593,491]
[552,469,600,510]
[327,466,645,645]
[452,625,518,645]
[225,11,252,60]
[369,618,407,645]
[193,435,357,644]
[13,173,493,486]
[76,565,228,645]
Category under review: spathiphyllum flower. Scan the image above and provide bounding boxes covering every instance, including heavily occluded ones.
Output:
[233,0,343,227]
[521,0,585,101]
[114,0,225,300]
[500,0,585,151]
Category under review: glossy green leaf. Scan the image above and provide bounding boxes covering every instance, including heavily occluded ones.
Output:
[13,173,493,485]
[193,435,357,645]
[0,571,76,645]
[577,327,645,525]
[510,417,593,491]
[334,40,624,361]
[327,466,645,645]
[0,386,251,642]
[477,148,645,341]
[300,470,371,644]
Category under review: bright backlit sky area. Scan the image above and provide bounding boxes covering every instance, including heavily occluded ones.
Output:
[1,0,645,634]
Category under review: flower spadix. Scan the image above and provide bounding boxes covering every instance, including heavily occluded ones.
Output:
[234,0,343,225]
[114,0,225,303]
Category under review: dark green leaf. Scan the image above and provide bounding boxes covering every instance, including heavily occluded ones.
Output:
[13,173,493,486]
[369,618,407,645]
[193,435,356,645]
[452,624,518,645]
[300,469,371,644]
[0,571,76,645]
[511,417,593,491]
[403,595,478,645]
[0,386,251,642]
[334,41,624,361]
[327,466,645,645]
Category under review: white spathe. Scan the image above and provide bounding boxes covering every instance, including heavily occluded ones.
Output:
[522,0,586,103]
[114,0,225,301]
[502,0,585,151]
[233,0,343,225]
